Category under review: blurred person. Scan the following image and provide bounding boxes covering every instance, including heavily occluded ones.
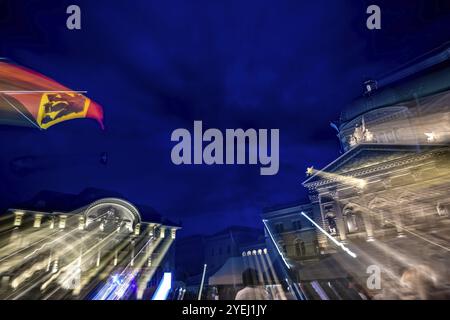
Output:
[370,272,408,300]
[399,265,450,299]
[274,280,296,300]
[235,268,270,300]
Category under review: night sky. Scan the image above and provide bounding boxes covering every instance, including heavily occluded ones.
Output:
[0,0,449,235]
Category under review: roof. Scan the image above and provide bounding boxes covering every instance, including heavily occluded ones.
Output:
[340,45,450,126]
[6,188,180,226]
[208,256,272,286]
[262,198,311,213]
[14,188,123,212]
[302,143,448,186]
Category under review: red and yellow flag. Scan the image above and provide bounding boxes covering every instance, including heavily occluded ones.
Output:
[0,61,104,129]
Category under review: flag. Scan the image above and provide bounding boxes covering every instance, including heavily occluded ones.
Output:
[0,61,104,129]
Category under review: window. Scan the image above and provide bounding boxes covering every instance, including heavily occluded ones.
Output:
[325,213,337,235]
[13,212,24,227]
[295,240,306,257]
[292,220,302,230]
[302,210,315,228]
[278,242,287,254]
[218,247,222,255]
[33,214,43,228]
[58,215,67,229]
[227,245,231,254]
[313,240,320,254]
[274,223,284,234]
[346,213,360,233]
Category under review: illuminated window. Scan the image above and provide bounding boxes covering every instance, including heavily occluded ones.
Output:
[59,215,67,229]
[13,212,24,227]
[33,214,43,228]
[148,225,155,237]
[78,216,85,230]
[134,223,141,236]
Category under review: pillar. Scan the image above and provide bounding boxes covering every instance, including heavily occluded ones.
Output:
[96,249,101,267]
[360,210,374,241]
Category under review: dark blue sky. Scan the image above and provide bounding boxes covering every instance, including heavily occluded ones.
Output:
[0,0,449,235]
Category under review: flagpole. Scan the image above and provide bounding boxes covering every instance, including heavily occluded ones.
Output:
[0,94,41,129]
[197,264,207,300]
[0,90,87,94]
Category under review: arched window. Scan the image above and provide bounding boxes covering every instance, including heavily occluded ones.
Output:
[325,212,337,235]
[346,212,359,233]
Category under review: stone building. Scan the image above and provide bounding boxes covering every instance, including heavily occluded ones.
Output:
[263,45,450,299]
[0,190,180,300]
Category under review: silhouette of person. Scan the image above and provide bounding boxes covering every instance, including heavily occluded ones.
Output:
[235,268,270,300]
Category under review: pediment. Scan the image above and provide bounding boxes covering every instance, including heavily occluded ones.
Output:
[303,143,446,185]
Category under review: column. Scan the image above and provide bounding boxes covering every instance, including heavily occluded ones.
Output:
[96,249,101,267]
[360,210,374,241]
[333,200,347,243]
[390,209,405,237]
[130,240,135,267]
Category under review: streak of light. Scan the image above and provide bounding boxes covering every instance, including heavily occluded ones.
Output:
[262,219,291,269]
[136,237,174,300]
[300,211,357,258]
[152,272,172,300]
[197,264,207,300]
[305,167,366,189]
[256,252,286,300]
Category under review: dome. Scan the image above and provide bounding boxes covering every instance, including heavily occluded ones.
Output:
[84,198,141,233]
[340,55,450,128]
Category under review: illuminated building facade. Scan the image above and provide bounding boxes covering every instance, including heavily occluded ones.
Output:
[0,194,180,300]
[262,202,357,299]
[263,46,450,299]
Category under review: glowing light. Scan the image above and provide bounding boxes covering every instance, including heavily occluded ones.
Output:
[311,280,329,300]
[306,168,366,189]
[197,264,207,300]
[425,132,437,142]
[300,211,357,258]
[152,272,172,300]
[262,219,291,269]
[306,166,314,176]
